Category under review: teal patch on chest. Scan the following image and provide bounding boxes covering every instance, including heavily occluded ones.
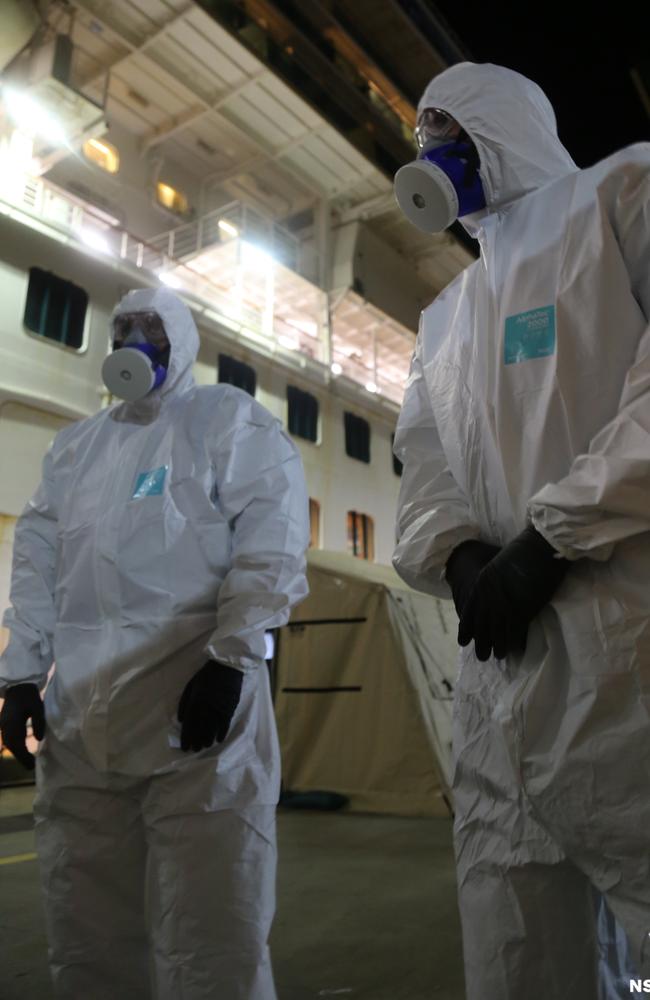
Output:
[132,466,168,499]
[504,305,556,365]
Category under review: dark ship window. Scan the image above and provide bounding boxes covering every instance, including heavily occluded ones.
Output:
[391,432,403,477]
[344,411,370,464]
[218,353,256,396]
[24,268,88,350]
[287,385,318,442]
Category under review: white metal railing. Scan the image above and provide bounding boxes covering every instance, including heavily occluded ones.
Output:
[149,203,307,278]
[0,170,412,406]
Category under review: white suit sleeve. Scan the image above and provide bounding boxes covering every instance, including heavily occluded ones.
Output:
[0,448,58,694]
[529,160,650,560]
[205,414,310,672]
[392,333,481,597]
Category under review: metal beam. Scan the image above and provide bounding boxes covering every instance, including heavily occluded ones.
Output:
[69,0,394,205]
[68,3,322,196]
[70,0,193,91]
[141,70,268,151]
[199,123,331,186]
[338,191,396,224]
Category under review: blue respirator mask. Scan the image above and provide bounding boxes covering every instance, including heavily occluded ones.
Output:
[101,312,170,402]
[394,126,486,233]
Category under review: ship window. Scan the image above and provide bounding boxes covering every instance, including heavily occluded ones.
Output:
[391,432,403,477]
[24,268,87,350]
[287,385,318,442]
[156,182,190,216]
[218,353,256,396]
[82,137,120,173]
[344,412,370,464]
[347,511,375,561]
[309,498,320,548]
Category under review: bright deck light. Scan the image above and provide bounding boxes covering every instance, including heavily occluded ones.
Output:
[218,219,239,238]
[78,227,111,254]
[3,87,66,144]
[158,271,182,289]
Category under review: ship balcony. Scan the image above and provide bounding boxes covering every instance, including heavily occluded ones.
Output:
[0,169,415,407]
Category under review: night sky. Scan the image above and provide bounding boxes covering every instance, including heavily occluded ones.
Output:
[428,2,649,167]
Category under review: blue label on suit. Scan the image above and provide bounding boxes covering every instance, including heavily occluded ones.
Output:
[132,466,168,499]
[504,306,556,365]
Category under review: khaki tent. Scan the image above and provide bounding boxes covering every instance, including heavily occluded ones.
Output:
[274,549,459,818]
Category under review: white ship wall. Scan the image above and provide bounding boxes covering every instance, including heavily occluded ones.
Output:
[45,122,207,240]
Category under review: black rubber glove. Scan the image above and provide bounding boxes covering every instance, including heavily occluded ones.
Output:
[445,538,501,618]
[178,661,243,752]
[0,683,45,770]
[458,525,569,661]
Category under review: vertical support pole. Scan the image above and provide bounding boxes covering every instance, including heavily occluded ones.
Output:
[314,198,332,367]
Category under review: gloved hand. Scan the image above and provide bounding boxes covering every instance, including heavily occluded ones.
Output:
[445,538,501,618]
[458,524,569,661]
[0,683,46,770]
[178,660,243,752]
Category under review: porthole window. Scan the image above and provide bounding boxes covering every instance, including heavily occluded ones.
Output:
[156,182,190,216]
[82,137,120,173]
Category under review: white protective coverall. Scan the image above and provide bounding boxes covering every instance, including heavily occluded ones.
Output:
[0,287,310,1000]
[392,63,650,1000]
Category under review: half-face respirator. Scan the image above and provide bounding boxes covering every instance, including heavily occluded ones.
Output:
[101,311,170,402]
[394,108,486,232]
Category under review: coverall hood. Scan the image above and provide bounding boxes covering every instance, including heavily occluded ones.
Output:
[418,63,578,228]
[109,287,200,406]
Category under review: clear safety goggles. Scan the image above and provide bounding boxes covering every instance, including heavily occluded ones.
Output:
[414,107,462,150]
[112,311,169,350]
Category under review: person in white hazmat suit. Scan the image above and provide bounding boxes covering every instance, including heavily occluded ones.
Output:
[391,63,650,1000]
[0,287,310,1000]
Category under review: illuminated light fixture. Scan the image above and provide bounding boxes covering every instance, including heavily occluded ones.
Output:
[156,181,189,216]
[331,363,342,375]
[278,334,299,351]
[218,218,239,238]
[241,240,274,275]
[158,271,182,289]
[2,86,66,144]
[83,136,119,173]
[77,227,110,253]
[365,382,378,394]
